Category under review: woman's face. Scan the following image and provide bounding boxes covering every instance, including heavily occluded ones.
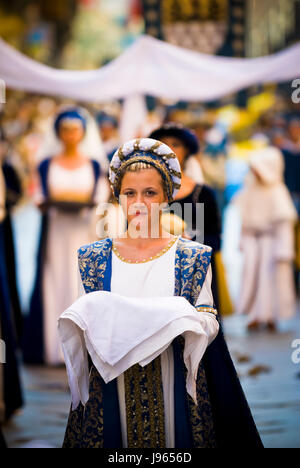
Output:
[159,136,188,167]
[119,168,168,237]
[58,122,85,147]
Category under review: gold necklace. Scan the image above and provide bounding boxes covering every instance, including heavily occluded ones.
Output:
[112,236,179,264]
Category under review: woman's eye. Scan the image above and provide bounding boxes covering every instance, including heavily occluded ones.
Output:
[123,191,156,196]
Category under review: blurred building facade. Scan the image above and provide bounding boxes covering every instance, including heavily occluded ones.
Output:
[142,0,300,57]
[0,0,77,64]
[0,0,299,68]
[0,0,144,68]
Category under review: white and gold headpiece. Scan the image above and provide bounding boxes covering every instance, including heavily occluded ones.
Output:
[108,138,181,203]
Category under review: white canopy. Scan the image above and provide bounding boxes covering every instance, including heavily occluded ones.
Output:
[1,35,300,102]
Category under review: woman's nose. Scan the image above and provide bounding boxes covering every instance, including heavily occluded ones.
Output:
[135,193,145,204]
[130,200,147,215]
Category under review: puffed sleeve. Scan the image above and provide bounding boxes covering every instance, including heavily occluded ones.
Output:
[191,263,219,346]
[77,267,86,298]
[194,264,218,316]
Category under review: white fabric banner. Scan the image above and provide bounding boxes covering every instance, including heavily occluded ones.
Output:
[0,35,300,102]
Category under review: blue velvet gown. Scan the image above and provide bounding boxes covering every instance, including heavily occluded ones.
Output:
[62,237,263,448]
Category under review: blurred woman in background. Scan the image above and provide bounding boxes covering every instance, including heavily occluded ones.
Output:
[96,112,120,163]
[234,146,297,331]
[23,107,111,365]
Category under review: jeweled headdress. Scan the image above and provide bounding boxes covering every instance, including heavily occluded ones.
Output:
[108,138,181,203]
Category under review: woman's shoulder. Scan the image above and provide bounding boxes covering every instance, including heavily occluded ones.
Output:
[178,236,212,256]
[77,237,112,257]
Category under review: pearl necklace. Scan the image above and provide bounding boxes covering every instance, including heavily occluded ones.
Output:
[112,236,178,264]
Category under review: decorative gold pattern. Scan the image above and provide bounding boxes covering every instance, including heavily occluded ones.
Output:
[174,237,212,306]
[162,0,228,23]
[62,365,104,448]
[156,152,176,160]
[174,237,217,447]
[150,141,162,152]
[187,360,217,448]
[195,305,218,316]
[134,138,142,151]
[169,167,182,178]
[112,236,178,264]
[124,357,166,448]
[118,146,125,161]
[77,238,112,292]
[110,165,119,174]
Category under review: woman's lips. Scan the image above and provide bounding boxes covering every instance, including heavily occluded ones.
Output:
[135,210,147,216]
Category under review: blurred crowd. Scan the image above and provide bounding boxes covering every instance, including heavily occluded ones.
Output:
[0,87,300,435]
[0,89,299,204]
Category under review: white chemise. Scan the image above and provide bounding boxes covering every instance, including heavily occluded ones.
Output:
[77,236,215,448]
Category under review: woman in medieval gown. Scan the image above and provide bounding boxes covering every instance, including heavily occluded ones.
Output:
[0,163,23,426]
[234,146,297,331]
[23,108,111,365]
[60,137,263,448]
